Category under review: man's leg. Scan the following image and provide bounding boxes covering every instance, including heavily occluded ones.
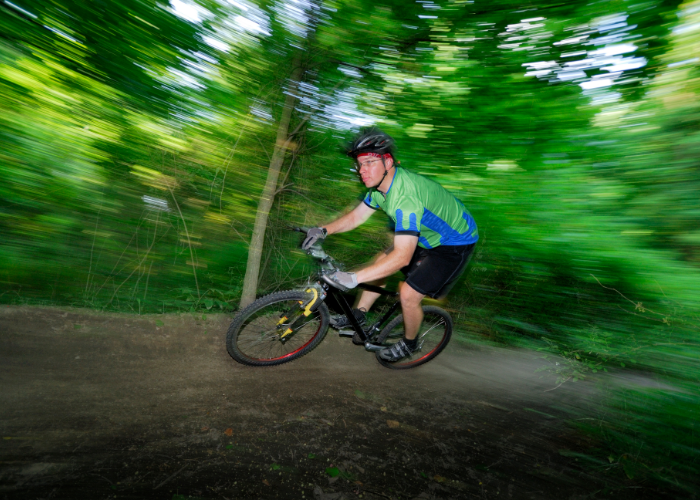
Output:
[355,250,391,312]
[399,282,426,340]
[377,281,425,361]
[331,249,391,332]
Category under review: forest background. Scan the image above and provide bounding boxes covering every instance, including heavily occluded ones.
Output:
[1,0,699,492]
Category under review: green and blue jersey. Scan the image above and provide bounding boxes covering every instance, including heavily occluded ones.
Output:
[363,167,478,249]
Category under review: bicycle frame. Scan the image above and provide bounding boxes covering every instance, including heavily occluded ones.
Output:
[319,281,400,350]
[293,226,402,350]
[226,228,453,368]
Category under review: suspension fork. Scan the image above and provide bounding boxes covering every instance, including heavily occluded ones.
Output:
[279,284,326,340]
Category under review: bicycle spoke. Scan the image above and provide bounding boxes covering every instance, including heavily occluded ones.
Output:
[234,300,324,361]
[417,319,444,349]
[282,318,318,337]
[418,319,444,339]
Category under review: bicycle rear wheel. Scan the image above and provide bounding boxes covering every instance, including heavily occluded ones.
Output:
[375,306,452,369]
[226,290,330,366]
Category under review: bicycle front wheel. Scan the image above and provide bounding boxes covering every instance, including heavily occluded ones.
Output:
[375,306,453,369]
[226,290,330,366]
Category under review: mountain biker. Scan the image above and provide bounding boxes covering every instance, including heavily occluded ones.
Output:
[301,128,478,362]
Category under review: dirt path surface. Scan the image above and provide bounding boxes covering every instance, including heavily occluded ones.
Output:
[0,306,661,500]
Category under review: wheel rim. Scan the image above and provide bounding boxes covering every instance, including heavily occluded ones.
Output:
[235,298,324,362]
[381,312,448,367]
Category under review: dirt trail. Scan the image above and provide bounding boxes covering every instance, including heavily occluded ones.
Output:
[0,306,658,500]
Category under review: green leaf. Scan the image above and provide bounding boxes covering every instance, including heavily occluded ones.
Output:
[325,467,340,477]
[155,319,164,327]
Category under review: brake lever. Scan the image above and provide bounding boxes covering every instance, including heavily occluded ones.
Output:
[306,245,332,261]
[321,273,348,292]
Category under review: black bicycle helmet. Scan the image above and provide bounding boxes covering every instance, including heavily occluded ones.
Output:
[346,127,395,159]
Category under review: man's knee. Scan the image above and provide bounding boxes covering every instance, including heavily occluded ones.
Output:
[400,282,425,307]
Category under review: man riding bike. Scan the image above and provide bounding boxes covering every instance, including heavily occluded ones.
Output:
[301,128,478,362]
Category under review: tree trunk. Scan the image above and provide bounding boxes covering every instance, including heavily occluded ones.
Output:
[239,56,303,308]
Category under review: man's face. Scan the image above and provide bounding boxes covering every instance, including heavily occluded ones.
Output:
[357,154,393,188]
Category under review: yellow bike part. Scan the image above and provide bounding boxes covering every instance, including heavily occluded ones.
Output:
[302,287,318,316]
[280,287,320,339]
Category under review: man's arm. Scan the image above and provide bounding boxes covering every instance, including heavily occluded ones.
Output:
[355,234,418,284]
[323,202,375,235]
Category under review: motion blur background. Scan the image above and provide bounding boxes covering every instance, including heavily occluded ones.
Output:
[1,0,698,492]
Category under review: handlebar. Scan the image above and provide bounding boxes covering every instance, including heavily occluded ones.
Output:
[289,227,354,291]
[288,226,340,273]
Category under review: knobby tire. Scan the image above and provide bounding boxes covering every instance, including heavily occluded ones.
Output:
[226,290,330,367]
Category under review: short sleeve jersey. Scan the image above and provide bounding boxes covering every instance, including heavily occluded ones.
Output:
[363,168,478,249]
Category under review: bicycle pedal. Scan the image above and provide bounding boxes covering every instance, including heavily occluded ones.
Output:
[338,330,355,337]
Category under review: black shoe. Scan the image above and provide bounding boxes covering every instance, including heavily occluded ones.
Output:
[352,331,365,346]
[329,308,366,330]
[378,339,416,362]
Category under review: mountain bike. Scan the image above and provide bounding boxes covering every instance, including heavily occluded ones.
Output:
[225,228,453,370]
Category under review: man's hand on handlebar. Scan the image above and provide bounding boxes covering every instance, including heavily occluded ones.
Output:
[324,271,358,291]
[301,227,327,250]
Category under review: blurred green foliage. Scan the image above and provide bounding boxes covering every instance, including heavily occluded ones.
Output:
[1,0,699,491]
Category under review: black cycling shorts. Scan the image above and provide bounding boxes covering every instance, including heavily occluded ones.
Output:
[399,243,476,299]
